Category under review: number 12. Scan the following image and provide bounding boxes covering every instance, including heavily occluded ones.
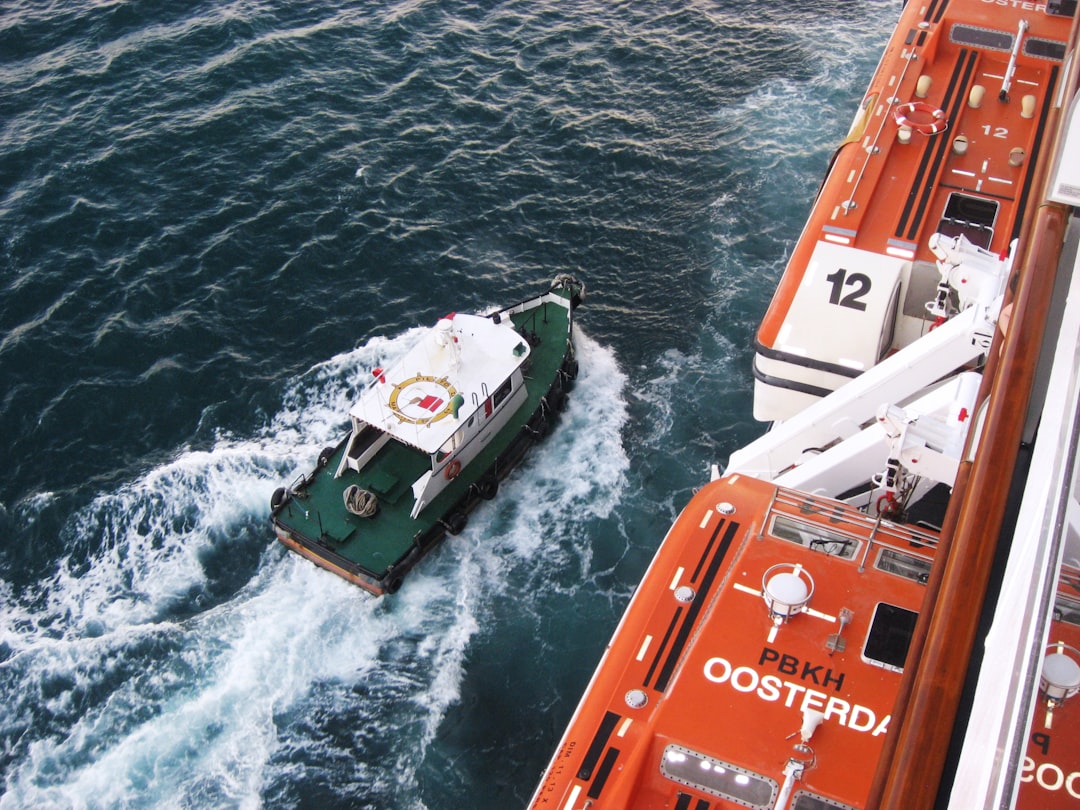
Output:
[825,268,871,311]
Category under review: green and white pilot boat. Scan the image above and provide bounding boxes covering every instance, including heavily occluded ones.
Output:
[270,275,584,595]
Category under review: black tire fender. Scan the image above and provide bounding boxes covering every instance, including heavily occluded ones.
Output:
[527,410,549,438]
[271,487,288,512]
[443,512,468,536]
[475,475,498,500]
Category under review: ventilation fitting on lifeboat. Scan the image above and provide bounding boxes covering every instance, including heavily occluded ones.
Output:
[674,585,696,603]
[774,708,823,810]
[826,608,854,655]
[762,563,815,642]
[1040,642,1080,729]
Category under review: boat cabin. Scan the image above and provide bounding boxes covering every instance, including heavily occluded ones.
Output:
[270,275,582,594]
[335,312,531,519]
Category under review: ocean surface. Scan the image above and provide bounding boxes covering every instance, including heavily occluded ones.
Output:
[0,1,895,807]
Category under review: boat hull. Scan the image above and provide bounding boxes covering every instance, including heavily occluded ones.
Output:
[271,279,582,595]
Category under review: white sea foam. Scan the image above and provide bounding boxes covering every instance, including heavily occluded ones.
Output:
[0,324,628,808]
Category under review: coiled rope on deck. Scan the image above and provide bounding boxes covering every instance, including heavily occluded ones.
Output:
[343,485,379,518]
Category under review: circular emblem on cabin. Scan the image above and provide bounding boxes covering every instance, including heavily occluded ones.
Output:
[388,374,459,425]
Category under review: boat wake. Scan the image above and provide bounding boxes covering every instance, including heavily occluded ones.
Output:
[0,327,627,808]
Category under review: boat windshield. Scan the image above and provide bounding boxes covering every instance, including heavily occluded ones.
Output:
[875,548,932,584]
[769,515,860,560]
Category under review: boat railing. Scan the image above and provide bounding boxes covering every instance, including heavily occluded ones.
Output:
[761,486,939,561]
[843,39,921,215]
[490,288,569,321]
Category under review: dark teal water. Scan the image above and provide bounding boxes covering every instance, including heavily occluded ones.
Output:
[0,1,894,806]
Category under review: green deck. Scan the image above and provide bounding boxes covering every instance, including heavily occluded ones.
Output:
[273,291,575,583]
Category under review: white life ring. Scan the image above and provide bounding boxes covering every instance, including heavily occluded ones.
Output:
[894,101,947,135]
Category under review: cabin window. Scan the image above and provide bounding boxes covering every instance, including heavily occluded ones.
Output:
[491,378,513,410]
[875,548,931,584]
[863,603,919,672]
[792,793,857,810]
[949,24,1013,53]
[769,516,860,560]
[660,745,777,808]
[937,193,998,250]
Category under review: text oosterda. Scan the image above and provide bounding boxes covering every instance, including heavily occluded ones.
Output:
[703,647,891,736]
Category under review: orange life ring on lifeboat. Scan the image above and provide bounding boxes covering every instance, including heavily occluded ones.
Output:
[445,459,462,480]
[894,101,947,135]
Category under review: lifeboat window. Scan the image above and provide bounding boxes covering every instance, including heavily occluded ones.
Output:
[938,193,998,250]
[1025,38,1066,61]
[792,792,857,810]
[874,549,931,584]
[863,603,919,672]
[950,24,1013,53]
[1048,0,1077,18]
[769,516,860,560]
[1053,595,1080,627]
[660,745,777,808]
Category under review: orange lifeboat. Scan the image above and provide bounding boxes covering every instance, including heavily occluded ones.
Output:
[529,475,938,809]
[752,0,1075,424]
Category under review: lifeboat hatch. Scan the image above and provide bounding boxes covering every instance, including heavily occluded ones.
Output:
[937,193,998,250]
[862,602,919,672]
